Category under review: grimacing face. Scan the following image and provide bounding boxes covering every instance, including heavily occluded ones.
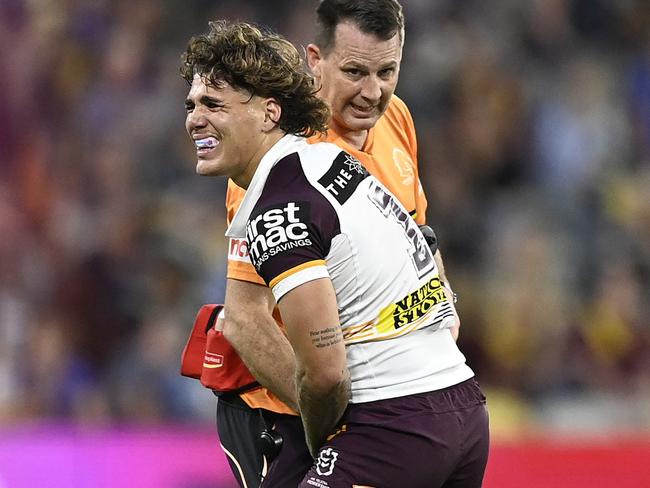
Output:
[184,74,280,187]
[307,21,402,141]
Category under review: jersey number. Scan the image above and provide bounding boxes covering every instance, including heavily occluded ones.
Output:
[368,182,435,278]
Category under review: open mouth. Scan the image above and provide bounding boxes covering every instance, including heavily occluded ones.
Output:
[195,136,219,155]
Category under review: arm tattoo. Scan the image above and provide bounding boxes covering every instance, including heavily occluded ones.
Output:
[309,326,343,348]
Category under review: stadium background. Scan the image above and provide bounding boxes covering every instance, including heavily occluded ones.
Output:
[1,0,649,486]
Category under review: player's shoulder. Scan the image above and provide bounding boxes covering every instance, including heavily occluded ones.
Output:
[295,141,349,179]
[266,142,369,210]
[298,140,343,161]
[257,143,342,201]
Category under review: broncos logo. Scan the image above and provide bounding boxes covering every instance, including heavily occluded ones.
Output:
[392,147,415,185]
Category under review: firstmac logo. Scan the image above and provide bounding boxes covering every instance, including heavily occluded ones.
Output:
[246,202,312,269]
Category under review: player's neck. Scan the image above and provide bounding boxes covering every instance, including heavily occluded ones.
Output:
[232,131,285,189]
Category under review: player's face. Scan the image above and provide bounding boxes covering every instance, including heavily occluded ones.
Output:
[308,21,402,136]
[185,74,272,184]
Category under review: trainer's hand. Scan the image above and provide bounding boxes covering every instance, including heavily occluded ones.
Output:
[420,225,461,341]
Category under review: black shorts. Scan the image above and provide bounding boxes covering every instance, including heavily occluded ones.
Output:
[216,393,312,488]
[299,378,490,488]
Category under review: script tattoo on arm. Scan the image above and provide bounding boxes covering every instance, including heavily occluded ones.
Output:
[309,326,343,348]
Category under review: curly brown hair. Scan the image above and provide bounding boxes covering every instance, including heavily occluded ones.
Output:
[181,20,329,137]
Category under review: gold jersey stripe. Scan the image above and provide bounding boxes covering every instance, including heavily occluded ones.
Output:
[343,320,374,340]
[343,303,440,344]
[269,260,327,288]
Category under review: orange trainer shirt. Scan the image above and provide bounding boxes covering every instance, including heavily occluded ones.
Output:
[224,95,427,414]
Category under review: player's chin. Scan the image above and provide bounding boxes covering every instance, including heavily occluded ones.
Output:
[195,160,221,176]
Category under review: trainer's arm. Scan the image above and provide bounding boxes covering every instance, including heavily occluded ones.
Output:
[222,278,298,411]
[278,278,351,458]
[433,249,460,340]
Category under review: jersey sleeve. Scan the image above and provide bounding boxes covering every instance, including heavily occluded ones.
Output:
[225,179,265,285]
[246,154,341,301]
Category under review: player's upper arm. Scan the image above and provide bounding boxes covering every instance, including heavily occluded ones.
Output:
[277,278,346,389]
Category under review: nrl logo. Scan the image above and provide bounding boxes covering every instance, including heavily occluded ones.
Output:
[315,447,339,476]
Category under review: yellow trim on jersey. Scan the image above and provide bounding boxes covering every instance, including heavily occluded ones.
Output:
[343,277,449,344]
[269,260,327,289]
[348,308,436,343]
[342,320,374,340]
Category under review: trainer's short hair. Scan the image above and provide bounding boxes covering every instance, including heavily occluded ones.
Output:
[315,0,405,54]
[181,20,329,137]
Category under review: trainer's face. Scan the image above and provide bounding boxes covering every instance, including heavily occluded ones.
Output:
[308,21,402,137]
[185,74,279,186]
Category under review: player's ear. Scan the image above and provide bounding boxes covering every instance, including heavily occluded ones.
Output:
[306,44,322,77]
[262,98,281,131]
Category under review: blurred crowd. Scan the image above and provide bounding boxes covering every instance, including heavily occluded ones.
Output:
[1,0,649,436]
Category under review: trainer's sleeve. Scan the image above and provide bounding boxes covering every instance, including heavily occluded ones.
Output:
[225,179,265,285]
[401,101,428,225]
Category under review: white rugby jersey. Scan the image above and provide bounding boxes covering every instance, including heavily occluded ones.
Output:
[227,134,474,403]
